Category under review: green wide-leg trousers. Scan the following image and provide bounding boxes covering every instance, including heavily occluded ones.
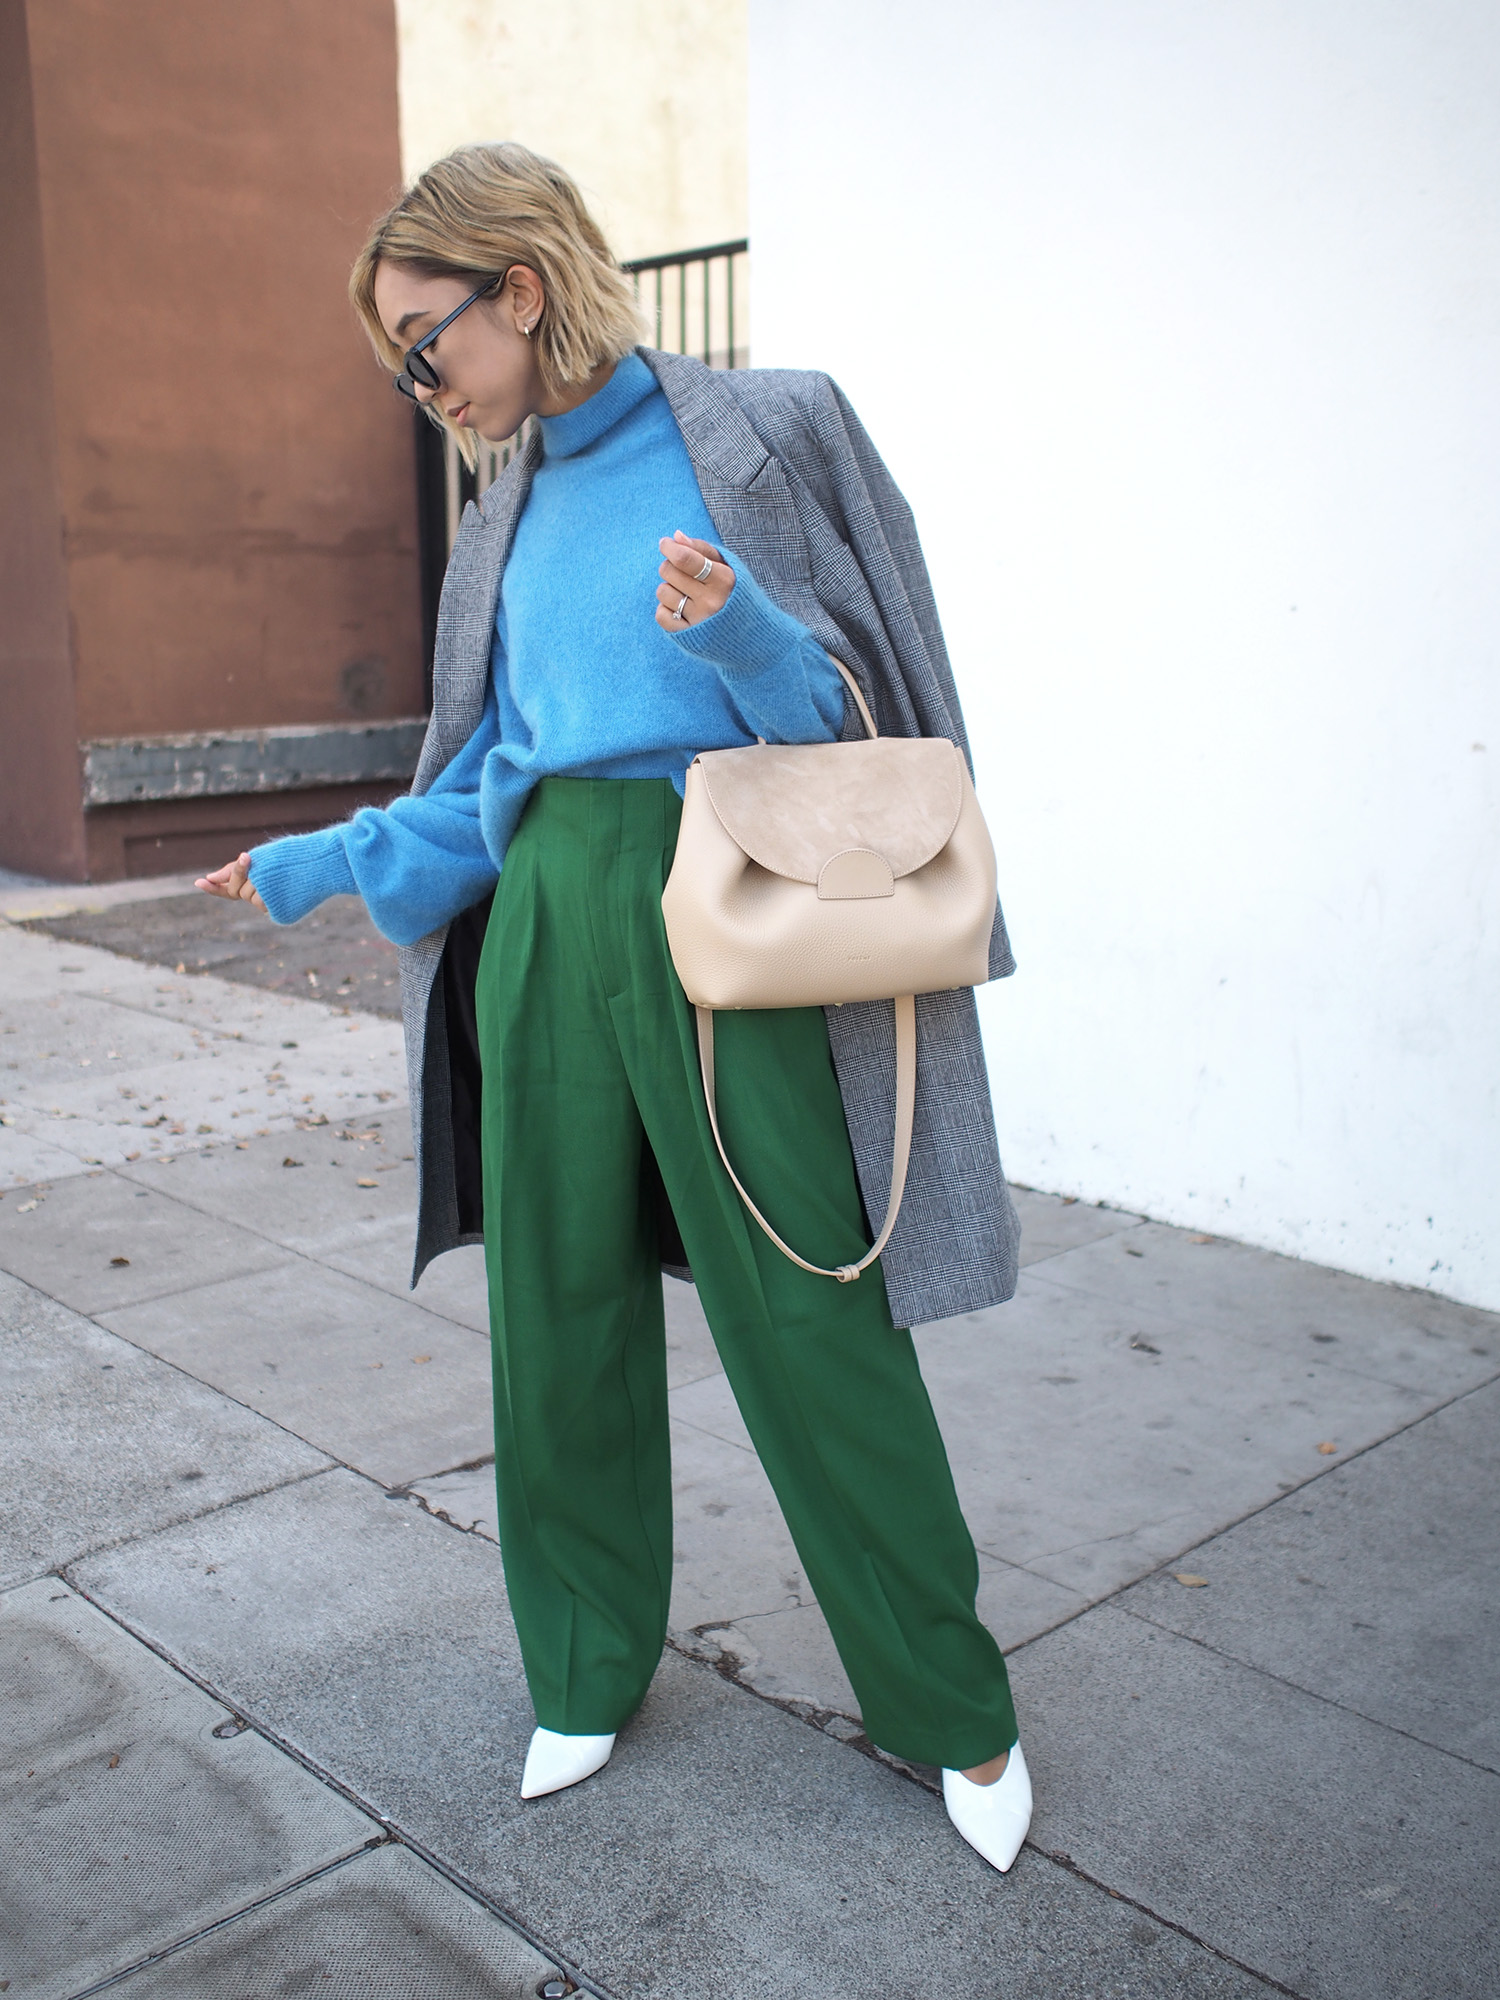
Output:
[475,776,1017,1770]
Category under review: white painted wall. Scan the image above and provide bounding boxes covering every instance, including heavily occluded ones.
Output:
[751,1,1500,1307]
[395,0,746,263]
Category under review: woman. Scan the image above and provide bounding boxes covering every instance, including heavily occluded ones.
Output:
[199,142,1030,1874]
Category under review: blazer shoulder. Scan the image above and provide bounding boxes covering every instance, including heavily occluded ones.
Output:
[716,363,845,439]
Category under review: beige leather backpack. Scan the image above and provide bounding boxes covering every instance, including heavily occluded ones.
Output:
[662,660,997,1281]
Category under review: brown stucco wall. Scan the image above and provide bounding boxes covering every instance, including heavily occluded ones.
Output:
[0,0,86,880]
[3,0,420,880]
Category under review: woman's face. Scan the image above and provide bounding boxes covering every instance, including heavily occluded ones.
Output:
[372,262,544,442]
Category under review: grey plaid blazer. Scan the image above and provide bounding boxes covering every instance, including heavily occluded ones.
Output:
[399,348,1020,1328]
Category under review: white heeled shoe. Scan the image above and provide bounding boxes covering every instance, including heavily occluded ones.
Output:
[942,1743,1033,1873]
[520,1727,616,1800]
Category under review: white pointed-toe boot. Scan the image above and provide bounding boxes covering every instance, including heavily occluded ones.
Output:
[519,1728,616,1800]
[942,1743,1033,1873]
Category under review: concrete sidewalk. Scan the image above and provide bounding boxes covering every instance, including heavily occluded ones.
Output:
[1,896,1495,1997]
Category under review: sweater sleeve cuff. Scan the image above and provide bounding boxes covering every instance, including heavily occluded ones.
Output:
[668,553,810,678]
[248,827,358,926]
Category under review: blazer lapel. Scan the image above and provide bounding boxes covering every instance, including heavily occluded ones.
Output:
[642,348,811,583]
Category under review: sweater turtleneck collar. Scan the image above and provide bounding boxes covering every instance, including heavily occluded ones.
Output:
[537,351,657,460]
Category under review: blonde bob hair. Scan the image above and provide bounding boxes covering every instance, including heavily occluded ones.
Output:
[350,142,643,461]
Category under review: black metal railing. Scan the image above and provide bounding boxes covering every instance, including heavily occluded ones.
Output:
[416,239,749,690]
[622,237,749,370]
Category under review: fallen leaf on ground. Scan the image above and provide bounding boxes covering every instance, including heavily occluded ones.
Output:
[17,1201,38,1214]
[1172,1573,1209,1588]
[175,963,185,974]
[282,1157,303,1169]
[1124,1246,1144,1257]
[109,1256,130,1267]
[108,1754,120,1769]
[356,1177,378,1188]
[1189,1233,1215,1244]
[412,1355,431,1364]
[369,1361,383,1369]
[1129,1335,1160,1354]
[1317,1441,1338,1454]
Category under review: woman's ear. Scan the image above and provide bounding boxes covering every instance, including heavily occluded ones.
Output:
[504,265,545,336]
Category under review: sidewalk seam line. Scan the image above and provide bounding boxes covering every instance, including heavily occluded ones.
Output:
[49,1573,617,2000]
[1114,1600,1500,1776]
[63,1844,385,1999]
[48,1464,335,1577]
[993,1366,1500,1661]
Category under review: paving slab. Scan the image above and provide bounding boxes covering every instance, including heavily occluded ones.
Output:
[0,1167,291,1315]
[0,925,406,1183]
[73,1471,1277,2000]
[0,1125,101,1190]
[18,1033,404,1166]
[118,1118,416,1254]
[913,1270,1439,1597]
[0,1269,330,1590]
[0,985,194,1073]
[1120,1377,1500,1771]
[1013,1185,1146,1264]
[663,1271,720,1389]
[0,1579,375,2000]
[105,1842,569,2000]
[1014,1602,1500,2000]
[1038,1220,1499,1398]
[109,1116,497,1328]
[96,1261,493,1488]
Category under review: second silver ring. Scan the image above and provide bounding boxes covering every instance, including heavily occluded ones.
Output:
[674,593,689,620]
[693,555,714,582]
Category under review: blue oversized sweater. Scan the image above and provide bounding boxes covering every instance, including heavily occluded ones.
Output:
[249,354,842,945]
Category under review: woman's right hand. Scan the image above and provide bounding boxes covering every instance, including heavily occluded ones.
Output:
[196,852,267,911]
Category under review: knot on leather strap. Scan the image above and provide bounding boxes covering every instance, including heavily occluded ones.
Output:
[835,1264,862,1283]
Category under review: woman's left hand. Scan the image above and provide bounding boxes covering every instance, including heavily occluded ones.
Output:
[655,531,733,630]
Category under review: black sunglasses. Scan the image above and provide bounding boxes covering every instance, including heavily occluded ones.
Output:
[393,271,510,401]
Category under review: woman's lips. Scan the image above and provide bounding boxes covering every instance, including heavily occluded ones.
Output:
[446,402,469,425]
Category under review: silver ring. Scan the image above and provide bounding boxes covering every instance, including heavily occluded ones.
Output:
[693,556,713,582]
[674,593,689,621]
